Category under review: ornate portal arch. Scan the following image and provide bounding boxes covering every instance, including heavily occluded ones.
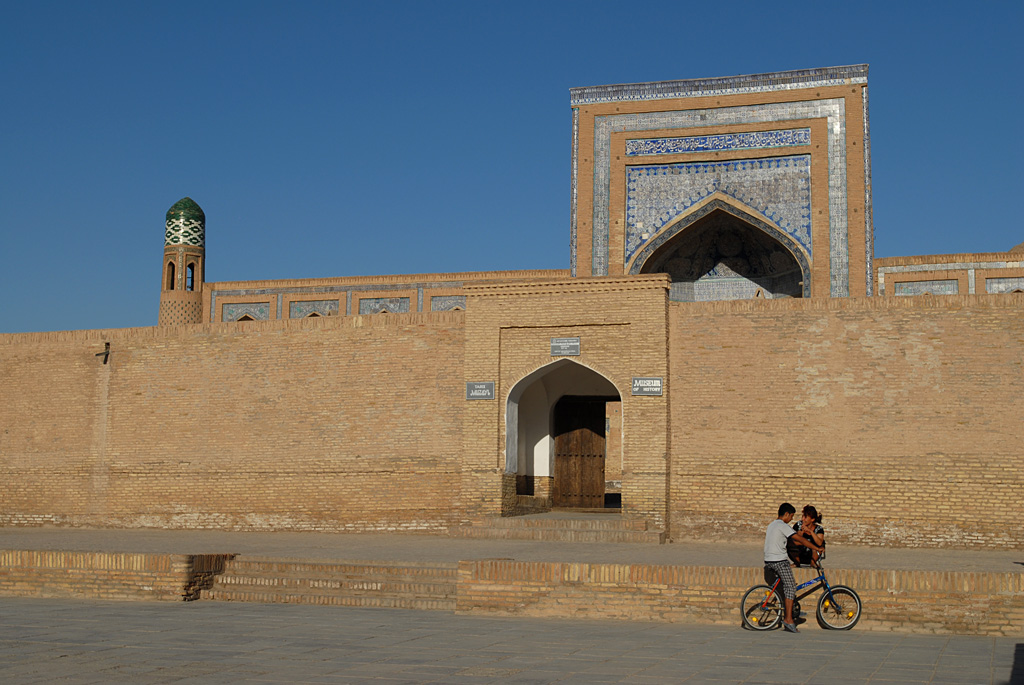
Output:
[628,195,811,300]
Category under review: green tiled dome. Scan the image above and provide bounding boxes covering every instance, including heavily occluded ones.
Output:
[165,197,206,247]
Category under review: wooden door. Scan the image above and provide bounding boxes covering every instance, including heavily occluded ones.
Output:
[552,397,606,508]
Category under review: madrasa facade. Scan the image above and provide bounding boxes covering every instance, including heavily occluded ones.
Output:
[3,65,1022,548]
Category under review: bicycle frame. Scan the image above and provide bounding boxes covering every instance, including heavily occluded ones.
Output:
[763,567,847,612]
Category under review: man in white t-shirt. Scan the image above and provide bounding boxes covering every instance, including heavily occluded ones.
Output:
[763,502,822,633]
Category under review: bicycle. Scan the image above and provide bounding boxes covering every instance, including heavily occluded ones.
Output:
[740,553,862,630]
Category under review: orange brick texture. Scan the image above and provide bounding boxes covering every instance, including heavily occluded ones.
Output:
[0,313,465,532]
[668,294,1024,548]
[455,560,1024,636]
[462,275,671,526]
[0,550,231,601]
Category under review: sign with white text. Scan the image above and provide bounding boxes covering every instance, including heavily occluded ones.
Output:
[550,337,581,356]
[631,377,663,396]
[466,382,495,400]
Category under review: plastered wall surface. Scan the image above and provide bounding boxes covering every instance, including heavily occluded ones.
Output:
[668,294,1024,548]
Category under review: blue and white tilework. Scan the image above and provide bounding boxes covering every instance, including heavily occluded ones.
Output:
[625,155,811,265]
[430,295,466,311]
[626,129,810,156]
[584,99,850,296]
[570,65,868,106]
[570,107,580,277]
[876,261,1020,295]
[894,280,959,296]
[223,303,270,322]
[629,198,811,298]
[359,297,410,314]
[290,300,339,318]
[986,277,1024,294]
[862,87,874,295]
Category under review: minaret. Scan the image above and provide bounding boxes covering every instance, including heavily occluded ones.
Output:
[158,197,206,326]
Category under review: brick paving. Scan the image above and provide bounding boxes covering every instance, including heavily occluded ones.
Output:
[0,597,1020,684]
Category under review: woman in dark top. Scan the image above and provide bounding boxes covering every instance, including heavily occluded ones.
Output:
[789,505,825,567]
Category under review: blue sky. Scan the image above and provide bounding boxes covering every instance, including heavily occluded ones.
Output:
[2,1,1021,333]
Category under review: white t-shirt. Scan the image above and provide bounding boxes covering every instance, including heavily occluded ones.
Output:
[764,518,795,562]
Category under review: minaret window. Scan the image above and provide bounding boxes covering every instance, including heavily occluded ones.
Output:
[166,262,176,290]
[186,263,196,291]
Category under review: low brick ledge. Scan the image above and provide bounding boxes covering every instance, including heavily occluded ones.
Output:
[0,550,234,601]
[454,560,1024,636]
[1,552,1020,636]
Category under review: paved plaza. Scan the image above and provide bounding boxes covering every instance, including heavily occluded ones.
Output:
[0,597,1020,684]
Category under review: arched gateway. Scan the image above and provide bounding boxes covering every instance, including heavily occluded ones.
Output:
[630,198,811,301]
[505,360,622,509]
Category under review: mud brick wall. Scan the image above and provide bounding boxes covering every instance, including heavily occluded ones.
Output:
[0,313,465,532]
[668,294,1024,549]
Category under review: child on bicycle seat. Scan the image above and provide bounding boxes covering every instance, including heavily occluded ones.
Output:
[789,505,825,568]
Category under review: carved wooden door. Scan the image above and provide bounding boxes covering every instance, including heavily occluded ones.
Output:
[552,397,606,508]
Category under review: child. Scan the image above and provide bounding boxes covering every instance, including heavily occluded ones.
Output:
[789,505,825,567]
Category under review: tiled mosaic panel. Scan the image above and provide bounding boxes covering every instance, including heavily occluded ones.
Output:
[893,280,959,296]
[626,128,810,156]
[223,303,270,321]
[289,300,339,318]
[625,155,811,264]
[585,99,850,297]
[986,277,1024,294]
[430,295,466,311]
[358,297,410,314]
[165,217,205,247]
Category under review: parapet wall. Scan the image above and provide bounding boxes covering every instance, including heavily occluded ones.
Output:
[0,312,466,532]
[668,294,1024,548]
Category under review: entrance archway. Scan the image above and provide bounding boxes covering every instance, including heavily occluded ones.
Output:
[505,360,622,509]
[631,199,811,300]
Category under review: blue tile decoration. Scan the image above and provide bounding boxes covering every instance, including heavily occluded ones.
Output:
[430,295,466,311]
[626,128,810,156]
[570,107,579,277]
[875,261,1015,296]
[358,297,410,314]
[210,281,464,322]
[986,277,1024,294]
[862,87,874,296]
[625,155,811,266]
[628,198,811,299]
[222,303,270,322]
[584,98,850,296]
[289,299,339,318]
[893,280,959,296]
[570,65,868,106]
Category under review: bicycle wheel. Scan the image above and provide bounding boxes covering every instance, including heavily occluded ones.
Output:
[741,584,784,630]
[816,585,861,629]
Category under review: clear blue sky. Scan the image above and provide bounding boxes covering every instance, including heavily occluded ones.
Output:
[2,1,1021,333]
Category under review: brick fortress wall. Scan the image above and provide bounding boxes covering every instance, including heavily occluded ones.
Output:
[0,313,465,532]
[668,294,1024,548]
